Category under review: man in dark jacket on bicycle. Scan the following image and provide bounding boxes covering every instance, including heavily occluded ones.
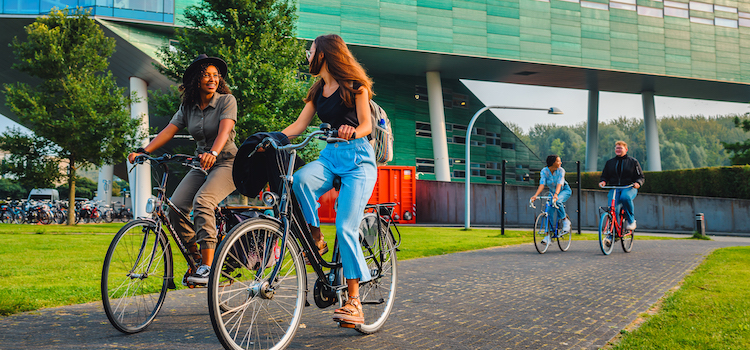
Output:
[598,141,645,231]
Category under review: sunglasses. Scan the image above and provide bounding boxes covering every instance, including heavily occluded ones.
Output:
[305,50,313,59]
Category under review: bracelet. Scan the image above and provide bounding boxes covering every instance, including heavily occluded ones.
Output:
[135,147,150,155]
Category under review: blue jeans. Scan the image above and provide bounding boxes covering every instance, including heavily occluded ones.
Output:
[292,138,377,282]
[608,187,638,224]
[547,184,572,227]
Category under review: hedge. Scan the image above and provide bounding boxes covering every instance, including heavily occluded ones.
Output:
[564,166,750,200]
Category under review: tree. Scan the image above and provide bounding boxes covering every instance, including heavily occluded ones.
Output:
[0,128,62,189]
[155,0,309,141]
[0,178,27,200]
[4,9,141,224]
[722,115,750,165]
[56,176,97,200]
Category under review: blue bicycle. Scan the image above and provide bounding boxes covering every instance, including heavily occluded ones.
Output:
[530,196,572,254]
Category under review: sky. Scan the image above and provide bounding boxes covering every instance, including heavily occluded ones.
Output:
[461,79,750,133]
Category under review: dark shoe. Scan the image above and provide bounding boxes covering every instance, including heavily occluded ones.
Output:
[186,264,211,285]
[303,239,329,265]
[333,296,364,325]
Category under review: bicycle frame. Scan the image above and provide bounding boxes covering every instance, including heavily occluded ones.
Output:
[600,184,635,240]
[530,196,561,236]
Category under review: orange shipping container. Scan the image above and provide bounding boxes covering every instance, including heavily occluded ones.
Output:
[317,166,416,224]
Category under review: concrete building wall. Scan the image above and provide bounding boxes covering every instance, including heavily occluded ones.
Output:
[417,179,750,233]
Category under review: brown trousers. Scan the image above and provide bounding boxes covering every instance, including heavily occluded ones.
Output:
[169,156,236,250]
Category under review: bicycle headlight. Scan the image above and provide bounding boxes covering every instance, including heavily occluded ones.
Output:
[145,198,158,213]
[262,191,278,207]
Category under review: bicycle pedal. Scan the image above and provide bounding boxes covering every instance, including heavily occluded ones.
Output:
[338,322,356,329]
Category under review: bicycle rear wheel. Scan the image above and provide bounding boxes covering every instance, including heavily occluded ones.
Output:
[356,213,398,334]
[598,212,615,255]
[556,220,572,252]
[533,213,550,254]
[101,220,171,333]
[209,218,306,350]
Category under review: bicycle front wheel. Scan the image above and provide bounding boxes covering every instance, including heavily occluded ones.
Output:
[533,213,550,254]
[209,218,306,350]
[101,220,171,334]
[598,212,615,255]
[557,220,572,252]
[356,213,398,334]
[621,220,634,253]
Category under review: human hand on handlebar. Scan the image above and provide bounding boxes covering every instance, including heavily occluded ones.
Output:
[598,181,606,188]
[634,183,640,189]
[337,125,356,140]
[199,152,216,170]
[128,152,141,163]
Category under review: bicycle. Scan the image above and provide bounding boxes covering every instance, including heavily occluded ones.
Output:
[100,153,265,334]
[598,184,635,255]
[208,124,400,350]
[530,196,571,254]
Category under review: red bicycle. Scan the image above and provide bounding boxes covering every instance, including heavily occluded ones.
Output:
[598,184,635,255]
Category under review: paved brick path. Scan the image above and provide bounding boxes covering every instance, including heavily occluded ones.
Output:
[2,237,747,350]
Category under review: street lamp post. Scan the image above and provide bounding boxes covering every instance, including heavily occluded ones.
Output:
[464,105,563,229]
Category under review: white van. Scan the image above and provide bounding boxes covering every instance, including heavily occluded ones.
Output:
[28,188,60,202]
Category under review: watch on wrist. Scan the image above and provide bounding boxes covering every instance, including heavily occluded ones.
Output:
[210,150,218,157]
[135,147,149,155]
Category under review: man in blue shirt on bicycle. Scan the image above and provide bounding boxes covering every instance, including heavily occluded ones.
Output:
[598,141,645,239]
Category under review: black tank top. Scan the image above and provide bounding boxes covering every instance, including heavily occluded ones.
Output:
[314,85,358,129]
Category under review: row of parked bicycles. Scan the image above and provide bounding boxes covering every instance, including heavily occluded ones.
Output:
[0,199,133,224]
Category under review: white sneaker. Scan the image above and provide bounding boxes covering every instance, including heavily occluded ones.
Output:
[187,264,211,285]
[541,235,550,245]
[562,218,571,233]
[626,220,637,231]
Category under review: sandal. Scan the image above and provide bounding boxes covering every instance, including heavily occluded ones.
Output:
[303,238,329,265]
[333,295,364,325]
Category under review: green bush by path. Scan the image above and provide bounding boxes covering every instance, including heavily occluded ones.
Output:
[611,246,750,350]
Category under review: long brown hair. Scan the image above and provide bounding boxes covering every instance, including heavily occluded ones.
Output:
[304,34,373,108]
[179,63,232,107]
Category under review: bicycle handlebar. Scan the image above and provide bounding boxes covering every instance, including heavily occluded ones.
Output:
[529,196,559,209]
[250,125,355,156]
[599,184,635,189]
[132,153,208,176]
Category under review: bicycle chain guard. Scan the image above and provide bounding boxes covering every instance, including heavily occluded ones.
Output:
[313,277,338,308]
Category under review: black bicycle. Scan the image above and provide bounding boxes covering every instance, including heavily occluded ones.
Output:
[208,125,401,350]
[101,154,265,334]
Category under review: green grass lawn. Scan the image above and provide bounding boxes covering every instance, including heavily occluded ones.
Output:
[0,223,672,316]
[610,246,750,350]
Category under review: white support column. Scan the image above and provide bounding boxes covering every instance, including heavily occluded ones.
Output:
[425,71,451,182]
[95,164,113,205]
[127,76,151,218]
[585,90,600,172]
[642,91,662,171]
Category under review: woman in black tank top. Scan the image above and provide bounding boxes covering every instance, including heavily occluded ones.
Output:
[282,34,377,328]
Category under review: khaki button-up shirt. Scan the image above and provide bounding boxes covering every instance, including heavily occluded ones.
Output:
[169,93,238,159]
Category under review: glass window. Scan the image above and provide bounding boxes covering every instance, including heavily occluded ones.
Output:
[42,0,79,10]
[612,0,636,4]
[445,123,453,132]
[471,169,486,177]
[453,124,467,132]
[664,0,688,9]
[689,1,713,12]
[416,122,432,137]
[740,18,750,27]
[501,143,515,150]
[416,165,434,174]
[452,170,465,178]
[740,11,750,19]
[715,17,738,28]
[582,1,609,10]
[638,6,664,17]
[452,93,468,109]
[665,7,689,17]
[486,175,502,181]
[560,0,579,3]
[4,0,39,13]
[415,86,428,101]
[610,2,636,10]
[450,158,465,166]
[472,128,485,136]
[714,5,736,13]
[452,136,466,144]
[690,16,714,25]
[416,158,435,165]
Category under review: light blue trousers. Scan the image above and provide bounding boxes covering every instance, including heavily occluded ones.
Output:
[292,137,377,282]
[547,184,572,226]
[608,187,638,224]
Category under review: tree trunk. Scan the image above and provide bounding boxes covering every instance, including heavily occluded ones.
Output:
[67,160,76,225]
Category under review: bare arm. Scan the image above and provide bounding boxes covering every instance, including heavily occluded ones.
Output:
[283,101,317,138]
[128,123,179,163]
[338,86,371,140]
[553,183,563,201]
[530,184,544,201]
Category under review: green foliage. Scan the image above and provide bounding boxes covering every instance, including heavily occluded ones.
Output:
[56,176,97,200]
[155,0,310,142]
[3,8,142,223]
[0,128,62,189]
[520,115,749,171]
[0,179,27,200]
[721,115,750,165]
[568,166,750,199]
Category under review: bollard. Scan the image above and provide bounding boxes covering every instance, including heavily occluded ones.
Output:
[695,213,705,237]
